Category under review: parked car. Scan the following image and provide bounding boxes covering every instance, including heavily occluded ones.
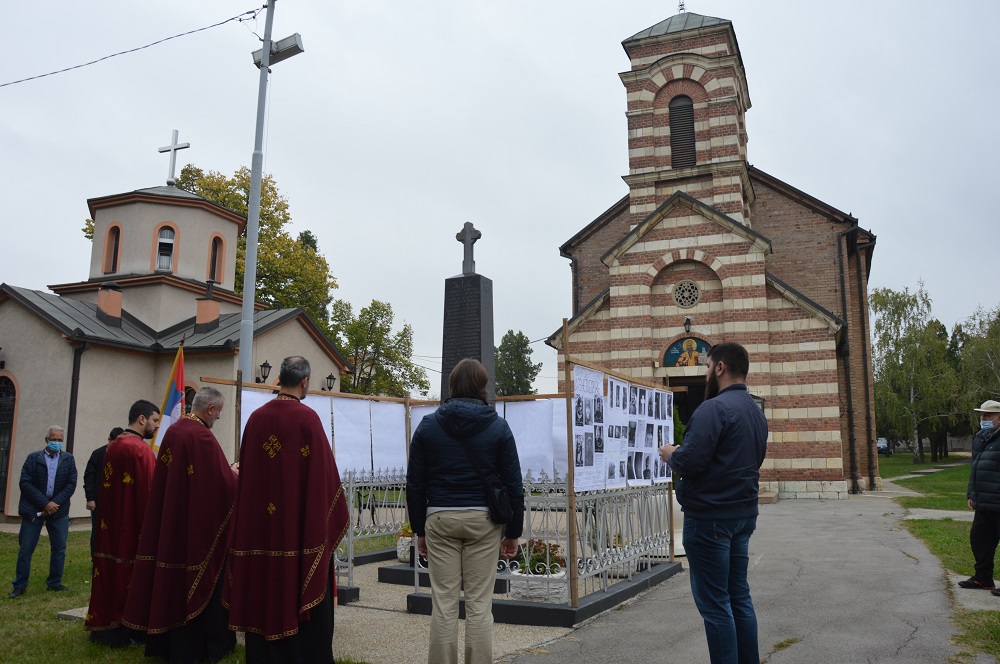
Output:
[877,438,890,455]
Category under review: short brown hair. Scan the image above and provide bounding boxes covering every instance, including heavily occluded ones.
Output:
[707,342,750,378]
[449,358,489,402]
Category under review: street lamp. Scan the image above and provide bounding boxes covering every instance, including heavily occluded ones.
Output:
[325,373,336,391]
[683,316,692,334]
[238,0,305,385]
[257,360,272,383]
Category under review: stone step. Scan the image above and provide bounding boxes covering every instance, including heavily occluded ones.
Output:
[758,490,779,505]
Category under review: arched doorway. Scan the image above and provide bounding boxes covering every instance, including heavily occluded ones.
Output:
[0,376,15,512]
[670,376,706,427]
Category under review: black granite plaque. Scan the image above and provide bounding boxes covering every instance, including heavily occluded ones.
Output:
[440,273,495,402]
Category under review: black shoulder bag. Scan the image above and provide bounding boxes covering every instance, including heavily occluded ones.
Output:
[455,436,513,525]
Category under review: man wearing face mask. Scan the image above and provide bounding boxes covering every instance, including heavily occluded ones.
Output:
[959,400,1000,592]
[658,342,768,664]
[86,399,159,646]
[8,426,78,599]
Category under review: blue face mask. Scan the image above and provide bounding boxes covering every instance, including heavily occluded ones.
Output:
[981,420,995,431]
[46,440,63,453]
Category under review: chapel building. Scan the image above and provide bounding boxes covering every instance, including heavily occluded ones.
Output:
[548,12,879,498]
[0,180,350,518]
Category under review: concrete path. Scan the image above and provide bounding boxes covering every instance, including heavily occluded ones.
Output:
[501,495,980,664]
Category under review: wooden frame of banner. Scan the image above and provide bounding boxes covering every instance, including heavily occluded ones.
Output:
[561,319,679,604]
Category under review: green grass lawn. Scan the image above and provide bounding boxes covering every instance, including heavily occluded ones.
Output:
[894,464,972,511]
[894,462,1000,661]
[878,452,964,479]
[0,530,367,663]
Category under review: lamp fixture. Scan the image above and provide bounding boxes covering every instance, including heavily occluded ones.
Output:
[683,316,692,334]
[325,373,335,391]
[257,360,272,383]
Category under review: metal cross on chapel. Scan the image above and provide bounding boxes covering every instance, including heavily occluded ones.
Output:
[158,129,190,186]
[456,222,482,275]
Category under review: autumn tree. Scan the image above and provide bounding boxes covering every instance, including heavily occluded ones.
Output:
[495,330,542,397]
[871,283,958,463]
[328,299,429,397]
[175,165,337,325]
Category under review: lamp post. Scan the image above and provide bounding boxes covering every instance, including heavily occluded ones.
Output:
[237,0,304,383]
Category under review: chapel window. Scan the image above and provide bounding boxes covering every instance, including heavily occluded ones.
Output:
[672,279,701,308]
[104,226,120,274]
[208,237,222,283]
[156,227,175,272]
[0,376,15,512]
[669,95,696,168]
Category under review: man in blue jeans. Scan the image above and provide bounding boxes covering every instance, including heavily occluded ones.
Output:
[659,342,768,664]
[8,425,78,599]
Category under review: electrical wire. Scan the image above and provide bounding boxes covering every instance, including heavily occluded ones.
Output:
[0,7,263,89]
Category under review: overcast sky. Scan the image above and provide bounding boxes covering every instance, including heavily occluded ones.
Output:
[3,1,997,397]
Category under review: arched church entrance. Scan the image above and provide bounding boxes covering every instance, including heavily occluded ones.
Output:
[671,376,706,427]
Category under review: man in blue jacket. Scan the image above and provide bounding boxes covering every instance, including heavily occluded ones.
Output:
[8,425,78,599]
[659,342,768,664]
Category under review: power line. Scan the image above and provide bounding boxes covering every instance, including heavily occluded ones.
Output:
[0,7,262,89]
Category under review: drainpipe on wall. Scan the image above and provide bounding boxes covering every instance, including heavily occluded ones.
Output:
[837,227,860,494]
[66,332,89,454]
[855,240,877,489]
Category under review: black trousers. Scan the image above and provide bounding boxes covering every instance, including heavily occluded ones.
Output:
[144,573,236,663]
[970,509,1000,583]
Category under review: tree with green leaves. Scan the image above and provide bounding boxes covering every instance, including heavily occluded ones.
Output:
[328,299,429,397]
[958,306,1000,415]
[495,330,543,397]
[176,165,337,326]
[871,283,958,463]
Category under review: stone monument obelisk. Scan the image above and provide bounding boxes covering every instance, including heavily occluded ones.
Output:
[440,222,495,402]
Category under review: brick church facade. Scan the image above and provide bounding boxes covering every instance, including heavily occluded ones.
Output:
[548,12,879,498]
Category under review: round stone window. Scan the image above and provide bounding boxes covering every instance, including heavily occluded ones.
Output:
[672,280,701,309]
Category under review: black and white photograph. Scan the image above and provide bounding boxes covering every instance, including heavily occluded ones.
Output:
[657,425,662,446]
[575,435,584,467]
[647,392,654,418]
[626,453,636,480]
[645,423,654,448]
[619,460,627,478]
[628,421,637,447]
[608,462,616,480]
[638,388,647,416]
[654,392,660,420]
[575,397,584,427]
[584,432,594,466]
[633,452,644,480]
[584,398,593,426]
[629,386,637,415]
[594,425,604,454]
[643,454,652,480]
[594,395,603,424]
[616,384,622,410]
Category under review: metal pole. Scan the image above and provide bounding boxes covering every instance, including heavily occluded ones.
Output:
[237,0,277,382]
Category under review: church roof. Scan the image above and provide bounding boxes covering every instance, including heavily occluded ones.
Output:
[0,285,349,372]
[623,12,731,43]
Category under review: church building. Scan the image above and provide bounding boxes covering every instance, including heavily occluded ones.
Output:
[549,12,878,498]
[0,175,350,519]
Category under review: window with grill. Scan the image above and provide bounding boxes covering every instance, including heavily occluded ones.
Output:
[156,227,175,272]
[669,95,696,168]
[672,280,701,308]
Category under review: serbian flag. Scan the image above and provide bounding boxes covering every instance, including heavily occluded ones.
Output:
[152,344,185,454]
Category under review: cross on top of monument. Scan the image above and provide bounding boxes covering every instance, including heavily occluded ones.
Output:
[158,129,190,186]
[456,222,482,275]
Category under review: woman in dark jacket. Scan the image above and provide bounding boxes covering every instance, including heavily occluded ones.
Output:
[406,359,524,664]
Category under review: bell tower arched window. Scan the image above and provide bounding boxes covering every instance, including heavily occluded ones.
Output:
[208,236,222,283]
[156,227,175,272]
[103,225,121,274]
[669,95,696,168]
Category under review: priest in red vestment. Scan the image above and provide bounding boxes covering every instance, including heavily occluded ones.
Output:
[85,399,159,646]
[123,387,238,662]
[224,356,349,664]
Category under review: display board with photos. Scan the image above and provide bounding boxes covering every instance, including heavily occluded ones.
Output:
[571,365,674,493]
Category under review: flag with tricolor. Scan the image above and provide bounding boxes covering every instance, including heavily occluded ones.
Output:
[152,343,185,454]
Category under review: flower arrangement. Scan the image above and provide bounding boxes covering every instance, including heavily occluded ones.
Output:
[397,522,414,539]
[518,539,566,576]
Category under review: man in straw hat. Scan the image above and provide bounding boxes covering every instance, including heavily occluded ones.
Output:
[959,400,1000,592]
